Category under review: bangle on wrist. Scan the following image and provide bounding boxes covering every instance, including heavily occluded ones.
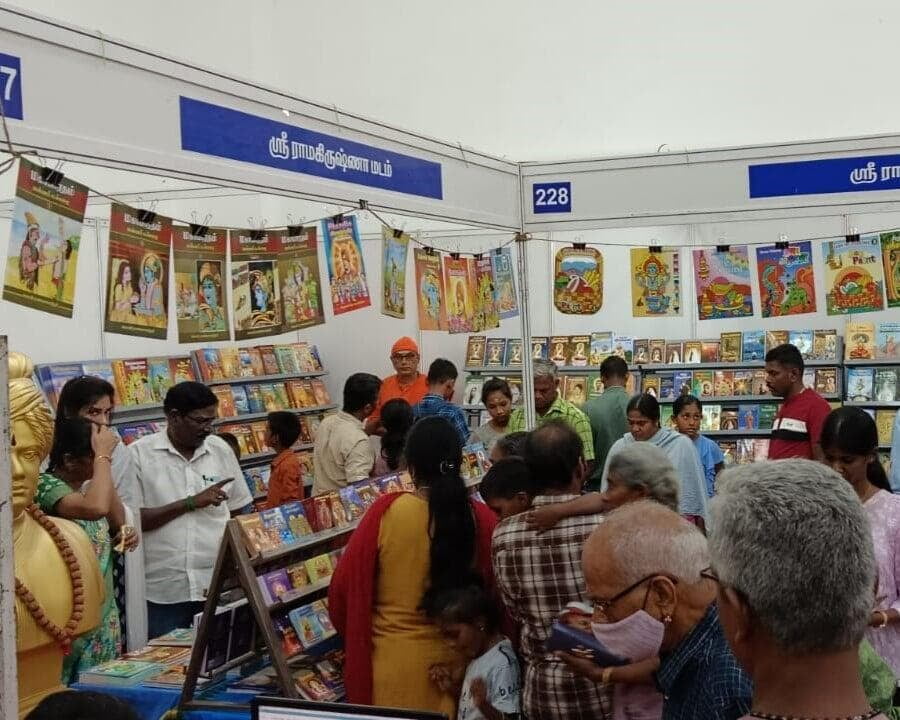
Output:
[184,495,196,512]
[601,667,614,685]
[95,455,112,464]
[878,610,890,628]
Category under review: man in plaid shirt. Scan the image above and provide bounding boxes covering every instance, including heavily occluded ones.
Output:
[492,420,610,720]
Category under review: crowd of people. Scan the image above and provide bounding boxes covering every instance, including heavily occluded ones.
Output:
[21,335,900,720]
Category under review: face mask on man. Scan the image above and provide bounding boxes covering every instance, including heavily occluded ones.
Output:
[591,610,665,662]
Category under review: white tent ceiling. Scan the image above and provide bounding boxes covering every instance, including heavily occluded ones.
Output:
[11,0,900,162]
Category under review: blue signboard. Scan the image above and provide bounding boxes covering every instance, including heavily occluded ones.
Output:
[179,97,443,200]
[749,154,900,198]
[0,52,23,120]
[532,181,571,213]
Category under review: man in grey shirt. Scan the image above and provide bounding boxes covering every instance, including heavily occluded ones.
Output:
[581,355,630,492]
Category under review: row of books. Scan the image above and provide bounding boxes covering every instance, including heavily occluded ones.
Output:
[847,367,900,403]
[844,321,900,361]
[229,649,345,701]
[462,372,640,407]
[194,343,323,381]
[716,439,771,467]
[219,415,324,457]
[646,367,838,400]
[257,548,343,605]
[211,377,331,418]
[274,598,337,660]
[660,403,780,432]
[466,329,842,369]
[236,472,415,555]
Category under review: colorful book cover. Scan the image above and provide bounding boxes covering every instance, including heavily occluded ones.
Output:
[666,342,683,364]
[845,321,876,361]
[355,481,381,508]
[803,366,816,390]
[194,348,222,381]
[554,246,603,315]
[237,513,279,554]
[442,255,476,334]
[259,384,279,412]
[338,486,366,521]
[674,371,694,397]
[274,614,302,657]
[231,385,250,415]
[692,371,714,398]
[847,367,875,401]
[243,466,268,496]
[823,235,885,315]
[812,329,838,361]
[172,224,230,342]
[289,606,327,650]
[683,341,702,364]
[104,203,171,338]
[465,336,486,366]
[658,372,675,399]
[718,440,737,465]
[381,226,410,319]
[788,330,814,359]
[237,348,256,377]
[649,339,666,365]
[589,332,613,365]
[504,339,523,366]
[80,360,115,388]
[611,335,634,364]
[323,215,370,316]
[751,370,768,395]
[633,339,650,365]
[112,358,151,406]
[738,404,759,429]
[569,335,591,367]
[305,553,335,583]
[413,248,447,331]
[876,323,900,360]
[815,368,838,396]
[756,241,817,317]
[492,246,519,320]
[311,495,335,531]
[271,346,297,374]
[641,375,660,399]
[713,370,734,397]
[719,332,742,363]
[280,226,324,331]
[310,378,330,406]
[258,345,280,375]
[376,474,404,495]
[882,230,900,308]
[733,370,752,396]
[720,407,739,430]
[246,385,265,414]
[741,330,766,362]
[262,569,291,603]
[463,377,484,406]
[874,368,898,402]
[3,158,89,319]
[530,336,549,361]
[280,501,313,537]
[329,493,351,528]
[295,668,339,702]
[765,330,789,353]
[212,385,236,418]
[876,409,898,446]
[549,336,571,366]
[630,247,681,317]
[692,246,753,319]
[287,562,310,590]
[219,347,240,379]
[660,403,674,429]
[261,507,295,545]
[564,376,588,405]
[700,341,720,363]
[272,383,291,410]
[701,404,721,431]
[485,338,507,367]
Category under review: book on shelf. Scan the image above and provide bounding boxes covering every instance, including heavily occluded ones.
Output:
[757,404,778,430]
[212,385,237,418]
[876,409,897,446]
[237,513,281,554]
[641,375,661,399]
[143,665,210,690]
[611,335,634,364]
[751,369,768,395]
[146,357,174,403]
[219,347,240,379]
[78,659,167,687]
[719,440,737,466]
[683,341,702,364]
[660,404,674,429]
[589,332,613,365]
[328,492,351,528]
[293,343,323,373]
[701,404,721,431]
[713,370,734,397]
[286,562,311,592]
[569,335,590,367]
[259,384,279,412]
[549,336,570,367]
[742,330,766,362]
[355,481,380,508]
[874,368,899,402]
[692,371,714,398]
[275,346,300,374]
[845,321,876,361]
[812,329,838,361]
[80,360,115,388]
[847,367,875,401]
[563,375,588,405]
[466,335,487,366]
[339,486,366,520]
[281,500,314,538]
[484,338,507,367]
[719,332,742,363]
[250,421,269,453]
[246,385,265,414]
[375,473,404,495]
[274,613,303,657]
[194,348,224,381]
[665,341,683,364]
[270,382,291,410]
[295,667,340,702]
[814,368,838,395]
[261,507,296,544]
[765,330,789,353]
[733,370,752,396]
[288,603,334,651]
[738,404,760,430]
[148,627,193,647]
[238,348,258,377]
[876,323,900,360]
[700,341,720,364]
[658,372,675,400]
[633,339,649,365]
[648,339,666,364]
[461,442,488,481]
[232,385,250,415]
[720,407,739,431]
[305,553,335,584]
[463,377,484,406]
[505,339,523,366]
[530,336,549,361]
[258,345,281,375]
[674,371,693,396]
[310,378,331,406]
[243,466,270,496]
[310,494,335,532]
[112,358,152,406]
[788,330,813,360]
[802,369,816,391]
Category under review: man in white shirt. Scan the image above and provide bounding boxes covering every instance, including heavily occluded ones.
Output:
[127,381,252,638]
[313,373,381,494]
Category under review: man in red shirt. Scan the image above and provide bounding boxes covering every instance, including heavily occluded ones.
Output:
[765,343,832,461]
[364,336,429,435]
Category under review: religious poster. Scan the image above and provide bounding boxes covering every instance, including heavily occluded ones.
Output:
[692,246,753,321]
[554,246,603,315]
[442,255,475,333]
[491,247,518,319]
[413,248,447,331]
[3,158,88,318]
[104,204,172,339]
[381,227,409,319]
[755,241,817,318]
[472,256,500,331]
[231,228,283,340]
[322,215,370,315]
[630,247,681,317]
[173,224,230,342]
[280,226,324,330]
[881,231,900,308]
[823,235,885,315]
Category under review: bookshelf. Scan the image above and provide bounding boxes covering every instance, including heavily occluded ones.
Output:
[843,358,900,453]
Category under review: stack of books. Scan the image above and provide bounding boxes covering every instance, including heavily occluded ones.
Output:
[210,376,331,419]
[193,343,323,381]
[79,640,204,689]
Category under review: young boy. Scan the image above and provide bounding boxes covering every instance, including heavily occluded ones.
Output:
[264,411,304,508]
[479,457,534,520]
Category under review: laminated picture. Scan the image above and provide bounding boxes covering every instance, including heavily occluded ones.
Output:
[442,255,476,333]
[823,235,885,315]
[472,256,500,331]
[104,203,172,339]
[172,224,231,342]
[880,231,900,308]
[381,226,409,319]
[413,248,447,331]
[231,229,283,340]
[630,247,681,317]
[3,158,88,318]
[692,246,753,320]
[554,246,603,315]
[322,215,370,316]
[755,241,817,318]
[491,246,518,319]
[280,226,325,330]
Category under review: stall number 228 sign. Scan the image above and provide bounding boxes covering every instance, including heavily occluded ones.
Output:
[533,181,571,214]
[0,53,23,120]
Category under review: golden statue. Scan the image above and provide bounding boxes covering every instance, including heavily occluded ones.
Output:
[9,352,103,717]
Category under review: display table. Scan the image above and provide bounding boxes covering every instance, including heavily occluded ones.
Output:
[71,681,258,720]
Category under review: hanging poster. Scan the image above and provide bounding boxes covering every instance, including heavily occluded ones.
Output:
[442,255,476,333]
[322,216,370,316]
[630,247,681,317]
[881,231,900,308]
[3,159,88,318]
[554,247,603,315]
[280,226,325,330]
[231,228,283,340]
[173,224,230,342]
[755,241,817,318]
[491,247,518,319]
[472,256,500,331]
[823,235,885,316]
[104,204,172,338]
[692,246,753,321]
[381,227,409,319]
[413,248,447,331]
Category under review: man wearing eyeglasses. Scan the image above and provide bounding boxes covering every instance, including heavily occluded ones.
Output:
[364,336,428,435]
[127,381,253,638]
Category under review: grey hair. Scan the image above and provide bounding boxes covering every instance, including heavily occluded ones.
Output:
[608,442,679,512]
[709,459,875,654]
[532,359,558,379]
[602,500,708,585]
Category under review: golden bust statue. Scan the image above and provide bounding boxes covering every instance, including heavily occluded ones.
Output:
[10,352,103,717]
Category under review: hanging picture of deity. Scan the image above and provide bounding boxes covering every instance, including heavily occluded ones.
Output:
[173,224,231,342]
[823,235,885,315]
[692,246,753,320]
[231,228,283,340]
[322,215,370,316]
[630,247,681,317]
[554,247,603,315]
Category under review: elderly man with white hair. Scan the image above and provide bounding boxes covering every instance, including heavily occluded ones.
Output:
[561,500,751,720]
[709,459,895,719]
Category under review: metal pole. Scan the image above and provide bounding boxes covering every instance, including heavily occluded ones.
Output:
[514,234,536,430]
